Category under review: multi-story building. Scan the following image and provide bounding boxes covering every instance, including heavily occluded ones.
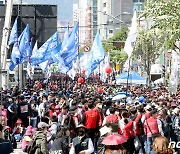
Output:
[133,0,145,11]
[73,0,96,46]
[91,0,98,40]
[97,0,113,40]
[98,0,133,40]
[73,1,90,46]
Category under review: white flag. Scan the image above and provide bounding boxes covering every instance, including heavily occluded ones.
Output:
[123,57,132,72]
[100,52,110,82]
[124,11,137,58]
[31,41,38,75]
[169,51,179,94]
[67,60,77,80]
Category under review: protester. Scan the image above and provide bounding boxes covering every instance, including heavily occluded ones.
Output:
[28,122,49,154]
[69,124,94,154]
[17,95,31,127]
[29,97,38,128]
[151,136,173,154]
[0,76,179,154]
[12,119,25,141]
[144,109,164,154]
[50,127,70,154]
[7,97,18,128]
[22,128,33,152]
[0,124,13,154]
[49,116,60,141]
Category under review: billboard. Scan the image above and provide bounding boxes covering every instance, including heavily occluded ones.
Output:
[0,4,57,59]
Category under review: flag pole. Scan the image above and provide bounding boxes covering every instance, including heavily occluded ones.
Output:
[126,57,131,103]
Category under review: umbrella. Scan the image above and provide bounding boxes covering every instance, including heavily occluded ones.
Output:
[116,92,130,96]
[100,126,112,137]
[102,134,127,145]
[112,94,126,101]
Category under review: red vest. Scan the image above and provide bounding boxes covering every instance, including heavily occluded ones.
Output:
[123,121,135,139]
[145,117,159,137]
[144,112,151,120]
[106,114,118,124]
[84,109,100,129]
[134,114,142,135]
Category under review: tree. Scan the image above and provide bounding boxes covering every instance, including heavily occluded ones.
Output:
[103,26,128,69]
[142,0,180,52]
[134,29,164,83]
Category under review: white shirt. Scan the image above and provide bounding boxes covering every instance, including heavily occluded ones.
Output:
[118,118,131,133]
[38,102,45,118]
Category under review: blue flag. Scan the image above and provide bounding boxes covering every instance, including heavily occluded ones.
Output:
[86,32,105,78]
[58,61,72,74]
[30,32,61,66]
[9,42,21,71]
[18,24,31,63]
[8,17,18,45]
[39,58,54,72]
[59,22,79,65]
[52,26,70,63]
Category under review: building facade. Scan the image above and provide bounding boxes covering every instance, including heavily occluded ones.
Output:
[73,0,97,46]
[97,0,133,40]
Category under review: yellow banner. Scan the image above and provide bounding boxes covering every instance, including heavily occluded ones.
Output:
[116,64,120,71]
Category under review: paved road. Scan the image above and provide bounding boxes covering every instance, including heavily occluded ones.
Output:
[11,149,26,154]
[11,142,26,154]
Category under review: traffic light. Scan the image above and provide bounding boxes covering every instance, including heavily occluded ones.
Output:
[162,65,165,77]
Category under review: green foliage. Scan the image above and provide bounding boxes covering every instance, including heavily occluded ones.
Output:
[103,26,129,65]
[110,49,127,64]
[142,0,180,51]
[134,29,164,78]
[112,26,128,42]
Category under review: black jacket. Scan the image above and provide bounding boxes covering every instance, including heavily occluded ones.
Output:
[17,101,30,118]
[0,138,13,154]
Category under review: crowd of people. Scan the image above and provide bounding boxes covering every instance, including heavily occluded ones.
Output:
[0,74,179,154]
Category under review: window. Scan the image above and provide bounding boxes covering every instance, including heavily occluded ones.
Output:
[109,29,113,34]
[133,2,144,10]
[9,74,15,82]
[103,3,106,7]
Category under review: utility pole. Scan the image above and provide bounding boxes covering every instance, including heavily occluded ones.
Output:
[0,0,14,89]
[18,0,23,89]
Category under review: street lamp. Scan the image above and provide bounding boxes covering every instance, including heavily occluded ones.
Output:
[98,11,131,26]
[97,11,132,39]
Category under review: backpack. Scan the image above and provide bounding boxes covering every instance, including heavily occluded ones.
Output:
[106,115,119,132]
[26,135,38,154]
